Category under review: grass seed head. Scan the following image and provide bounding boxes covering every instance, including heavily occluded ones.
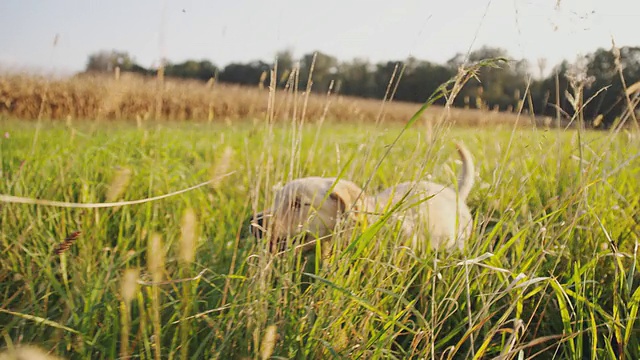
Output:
[179,208,197,265]
[209,146,233,189]
[259,325,278,360]
[106,167,132,202]
[148,233,165,283]
[53,231,81,255]
[121,268,139,303]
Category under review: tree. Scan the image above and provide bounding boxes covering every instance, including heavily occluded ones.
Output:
[275,49,295,72]
[299,51,338,92]
[393,58,455,104]
[371,61,404,99]
[264,49,296,88]
[337,58,377,98]
[219,60,271,86]
[529,60,572,116]
[445,47,527,110]
[583,46,640,125]
[529,47,640,127]
[86,50,135,72]
[164,60,218,81]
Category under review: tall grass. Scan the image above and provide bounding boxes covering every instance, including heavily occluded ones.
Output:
[1,108,639,358]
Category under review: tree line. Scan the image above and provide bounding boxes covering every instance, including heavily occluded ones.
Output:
[86,46,640,128]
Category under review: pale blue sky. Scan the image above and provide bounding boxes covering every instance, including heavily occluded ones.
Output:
[1,0,639,75]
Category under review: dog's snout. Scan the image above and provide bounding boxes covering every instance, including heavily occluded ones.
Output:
[250,213,265,239]
[249,213,284,252]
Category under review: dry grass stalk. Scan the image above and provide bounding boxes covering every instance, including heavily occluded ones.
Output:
[120,268,139,359]
[147,233,164,360]
[611,40,640,132]
[626,81,640,96]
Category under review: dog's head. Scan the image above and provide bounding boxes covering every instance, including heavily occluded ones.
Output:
[250,177,368,251]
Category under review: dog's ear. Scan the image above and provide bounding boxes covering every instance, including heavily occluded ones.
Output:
[329,180,367,222]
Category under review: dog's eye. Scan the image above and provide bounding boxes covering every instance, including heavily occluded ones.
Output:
[291,198,310,209]
[292,198,302,209]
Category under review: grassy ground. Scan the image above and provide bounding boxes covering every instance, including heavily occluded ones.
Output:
[0,117,639,359]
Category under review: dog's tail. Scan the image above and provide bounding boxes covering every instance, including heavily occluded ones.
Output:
[455,141,474,200]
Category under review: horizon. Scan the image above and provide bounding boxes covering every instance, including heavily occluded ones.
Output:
[1,0,639,77]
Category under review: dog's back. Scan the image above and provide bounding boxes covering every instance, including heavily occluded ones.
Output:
[371,142,475,251]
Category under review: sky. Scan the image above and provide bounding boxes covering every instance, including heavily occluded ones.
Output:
[1,0,639,76]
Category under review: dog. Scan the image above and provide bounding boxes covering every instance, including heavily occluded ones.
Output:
[0,345,64,360]
[250,142,475,253]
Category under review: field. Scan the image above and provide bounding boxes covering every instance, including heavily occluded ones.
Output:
[1,73,640,359]
[0,72,555,127]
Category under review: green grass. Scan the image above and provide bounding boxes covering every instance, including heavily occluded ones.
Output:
[1,118,639,359]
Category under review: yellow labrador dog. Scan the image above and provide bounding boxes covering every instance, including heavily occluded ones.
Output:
[251,142,474,253]
[0,345,65,360]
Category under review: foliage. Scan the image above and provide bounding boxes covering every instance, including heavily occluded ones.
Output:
[218,60,271,87]
[164,60,218,82]
[85,50,136,73]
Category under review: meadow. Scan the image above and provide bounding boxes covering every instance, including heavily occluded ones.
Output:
[0,72,639,359]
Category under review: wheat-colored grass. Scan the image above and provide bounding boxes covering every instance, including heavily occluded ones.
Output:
[0,72,557,127]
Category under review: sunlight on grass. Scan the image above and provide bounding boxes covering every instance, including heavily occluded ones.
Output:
[0,115,639,358]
